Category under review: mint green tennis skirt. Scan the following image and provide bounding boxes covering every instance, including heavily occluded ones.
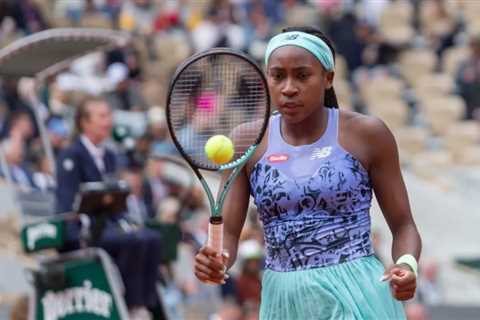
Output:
[260,255,406,320]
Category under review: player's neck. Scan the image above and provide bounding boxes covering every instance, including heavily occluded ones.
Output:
[281,107,328,146]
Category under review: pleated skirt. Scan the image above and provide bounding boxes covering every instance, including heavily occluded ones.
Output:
[260,255,406,320]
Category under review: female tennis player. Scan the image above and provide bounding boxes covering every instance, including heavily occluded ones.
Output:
[194,26,421,319]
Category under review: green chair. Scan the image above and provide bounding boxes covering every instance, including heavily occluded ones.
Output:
[20,180,180,320]
[21,217,129,320]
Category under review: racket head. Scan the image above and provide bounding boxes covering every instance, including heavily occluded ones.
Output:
[166,48,270,171]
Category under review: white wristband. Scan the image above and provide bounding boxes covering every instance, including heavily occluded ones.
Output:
[395,254,418,277]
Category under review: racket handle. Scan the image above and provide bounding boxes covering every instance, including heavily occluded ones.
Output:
[207,216,224,257]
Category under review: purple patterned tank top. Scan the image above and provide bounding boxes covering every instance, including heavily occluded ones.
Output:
[250,108,374,272]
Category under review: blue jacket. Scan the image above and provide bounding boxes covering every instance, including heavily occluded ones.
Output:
[55,138,116,214]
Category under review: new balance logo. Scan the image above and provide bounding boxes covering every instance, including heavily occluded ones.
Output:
[310,146,332,160]
[285,34,299,40]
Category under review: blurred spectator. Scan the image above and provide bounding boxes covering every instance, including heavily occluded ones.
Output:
[0,78,38,139]
[417,259,442,305]
[2,110,35,142]
[234,240,263,308]
[420,0,460,62]
[46,116,70,156]
[209,298,243,320]
[327,12,373,75]
[7,0,49,35]
[123,165,155,225]
[241,1,273,60]
[456,34,480,120]
[148,106,177,156]
[119,0,159,35]
[53,0,86,26]
[106,47,144,81]
[156,196,181,223]
[145,154,205,221]
[124,47,144,80]
[111,124,136,168]
[405,302,431,320]
[125,132,152,167]
[179,185,207,221]
[181,210,209,254]
[1,136,35,190]
[58,52,110,96]
[31,151,55,192]
[47,81,76,118]
[152,1,181,33]
[357,0,388,29]
[190,5,223,52]
[239,207,264,245]
[104,62,149,111]
[145,156,191,212]
[191,0,246,52]
[0,15,19,48]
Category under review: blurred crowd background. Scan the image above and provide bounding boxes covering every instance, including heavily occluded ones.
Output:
[1,0,480,320]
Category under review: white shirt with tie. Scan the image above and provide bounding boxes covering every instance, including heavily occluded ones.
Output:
[80,135,106,174]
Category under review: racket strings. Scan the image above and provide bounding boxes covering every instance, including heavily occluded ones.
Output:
[169,54,268,169]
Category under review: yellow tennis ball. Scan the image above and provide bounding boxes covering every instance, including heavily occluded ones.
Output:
[205,135,234,165]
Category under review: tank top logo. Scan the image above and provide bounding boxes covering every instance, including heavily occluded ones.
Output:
[267,153,289,163]
[310,146,332,160]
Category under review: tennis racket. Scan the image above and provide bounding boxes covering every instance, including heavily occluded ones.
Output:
[166,48,270,271]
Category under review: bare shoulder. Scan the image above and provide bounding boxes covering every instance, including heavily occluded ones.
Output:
[340,109,395,143]
[341,109,390,135]
[338,109,398,169]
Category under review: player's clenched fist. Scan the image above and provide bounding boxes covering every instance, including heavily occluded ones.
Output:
[194,246,230,285]
[382,264,417,301]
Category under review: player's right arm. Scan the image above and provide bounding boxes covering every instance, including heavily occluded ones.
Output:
[193,122,258,284]
[194,117,267,284]
[193,166,250,285]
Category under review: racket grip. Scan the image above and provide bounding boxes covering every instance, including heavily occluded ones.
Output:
[207,216,224,257]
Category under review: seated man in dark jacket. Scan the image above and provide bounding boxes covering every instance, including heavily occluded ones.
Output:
[55,95,162,318]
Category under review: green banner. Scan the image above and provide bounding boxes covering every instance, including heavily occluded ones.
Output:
[35,257,122,320]
[21,219,65,253]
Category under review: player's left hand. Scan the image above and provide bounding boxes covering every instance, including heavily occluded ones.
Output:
[382,264,417,301]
